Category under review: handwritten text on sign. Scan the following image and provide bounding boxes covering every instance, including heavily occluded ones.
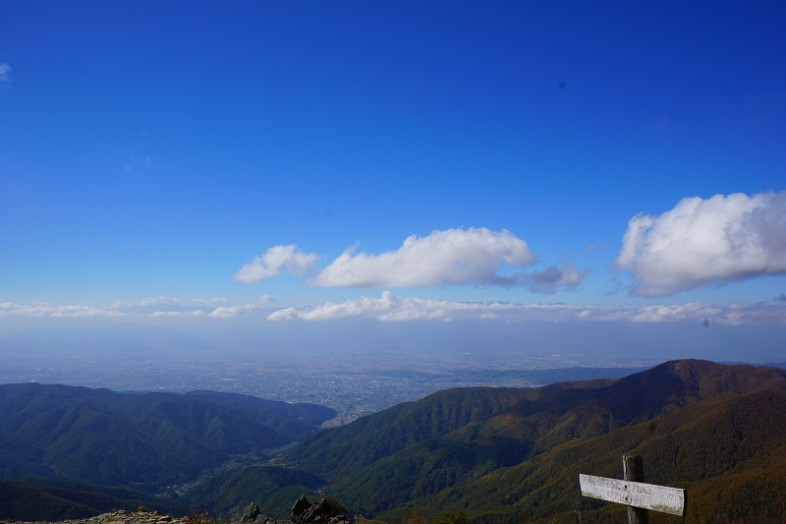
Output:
[579,474,686,516]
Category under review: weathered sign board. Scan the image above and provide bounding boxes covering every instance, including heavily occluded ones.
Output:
[579,473,686,517]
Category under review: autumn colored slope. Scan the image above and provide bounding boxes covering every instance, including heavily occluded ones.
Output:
[281,360,786,522]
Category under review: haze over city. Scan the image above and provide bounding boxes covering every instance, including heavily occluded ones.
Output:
[1,1,785,395]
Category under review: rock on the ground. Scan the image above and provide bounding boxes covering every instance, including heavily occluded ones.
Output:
[290,497,348,524]
[239,502,276,524]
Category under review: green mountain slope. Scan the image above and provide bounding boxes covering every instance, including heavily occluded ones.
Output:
[0,383,336,492]
[287,386,557,480]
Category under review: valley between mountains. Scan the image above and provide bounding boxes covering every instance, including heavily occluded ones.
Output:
[2,360,786,523]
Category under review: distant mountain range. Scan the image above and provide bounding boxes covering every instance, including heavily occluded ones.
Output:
[2,360,786,522]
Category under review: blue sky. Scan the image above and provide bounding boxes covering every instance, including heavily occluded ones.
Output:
[1,2,785,362]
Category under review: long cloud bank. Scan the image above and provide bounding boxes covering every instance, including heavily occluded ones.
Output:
[265,291,785,326]
[2,293,784,325]
[616,191,786,297]
[0,296,271,319]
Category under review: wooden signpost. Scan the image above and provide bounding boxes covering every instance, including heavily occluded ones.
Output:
[579,455,686,523]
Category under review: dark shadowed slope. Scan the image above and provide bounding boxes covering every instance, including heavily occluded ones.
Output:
[0,383,336,492]
[0,478,185,521]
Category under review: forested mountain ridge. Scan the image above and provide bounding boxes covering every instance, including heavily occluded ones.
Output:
[287,386,544,480]
[288,360,786,480]
[420,388,786,522]
[0,384,336,492]
[275,359,786,521]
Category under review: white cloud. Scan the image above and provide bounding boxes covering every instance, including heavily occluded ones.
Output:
[587,302,786,326]
[616,192,786,296]
[267,291,499,322]
[110,295,218,316]
[0,296,263,319]
[0,63,10,83]
[189,297,230,306]
[265,291,786,326]
[0,302,119,318]
[208,302,265,318]
[110,296,179,309]
[150,310,206,318]
[266,307,299,321]
[235,245,319,283]
[310,228,534,288]
[268,291,399,321]
[623,303,723,323]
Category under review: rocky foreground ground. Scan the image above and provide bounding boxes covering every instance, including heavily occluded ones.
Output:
[0,509,192,524]
[0,497,356,524]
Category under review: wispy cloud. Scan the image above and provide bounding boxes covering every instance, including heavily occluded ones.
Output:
[0,295,274,321]
[122,154,153,173]
[0,296,273,319]
[0,301,120,318]
[524,264,589,294]
[616,191,786,297]
[189,297,231,306]
[109,296,220,316]
[208,298,272,319]
[0,63,10,84]
[310,228,534,288]
[235,245,319,283]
